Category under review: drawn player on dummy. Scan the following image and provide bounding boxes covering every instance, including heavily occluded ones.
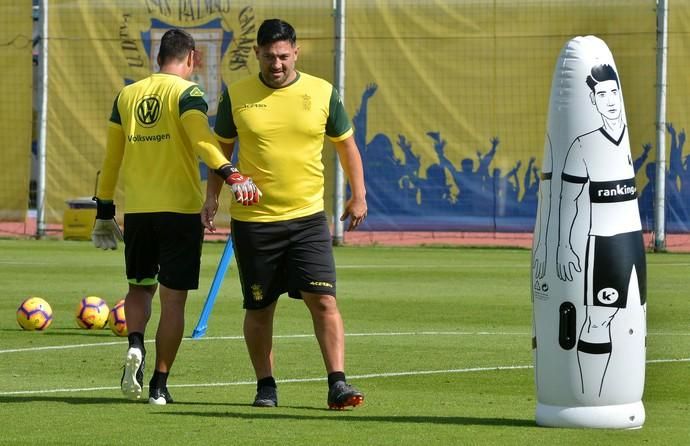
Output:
[555,63,647,398]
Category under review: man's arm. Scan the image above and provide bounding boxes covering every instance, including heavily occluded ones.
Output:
[95,123,125,200]
[92,123,125,250]
[334,135,367,231]
[181,111,260,207]
[180,111,234,171]
[203,140,235,232]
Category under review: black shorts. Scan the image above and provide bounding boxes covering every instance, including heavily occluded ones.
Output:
[231,212,336,310]
[584,230,646,308]
[123,212,204,290]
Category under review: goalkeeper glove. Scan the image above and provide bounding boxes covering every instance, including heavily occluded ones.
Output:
[219,165,262,206]
[91,199,123,250]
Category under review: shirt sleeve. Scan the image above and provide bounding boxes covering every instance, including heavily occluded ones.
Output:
[326,86,353,142]
[181,111,231,171]
[108,94,121,125]
[179,84,208,116]
[96,121,125,200]
[213,87,237,143]
[561,137,588,184]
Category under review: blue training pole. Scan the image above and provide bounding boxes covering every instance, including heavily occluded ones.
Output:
[191,236,234,339]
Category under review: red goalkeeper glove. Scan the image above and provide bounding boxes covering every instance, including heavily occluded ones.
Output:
[220,166,262,206]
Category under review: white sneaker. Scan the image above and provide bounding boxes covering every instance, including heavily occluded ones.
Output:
[149,387,174,405]
[120,347,144,400]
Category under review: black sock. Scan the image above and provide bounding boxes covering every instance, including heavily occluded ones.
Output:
[150,370,168,389]
[328,371,346,387]
[127,332,145,353]
[257,376,277,391]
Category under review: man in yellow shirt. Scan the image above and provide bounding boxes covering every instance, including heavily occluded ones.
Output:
[92,28,260,405]
[204,19,367,409]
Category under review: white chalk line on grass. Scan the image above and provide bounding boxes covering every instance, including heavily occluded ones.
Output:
[3,262,689,270]
[337,264,529,269]
[2,330,689,355]
[0,331,528,355]
[1,359,688,397]
[0,366,529,396]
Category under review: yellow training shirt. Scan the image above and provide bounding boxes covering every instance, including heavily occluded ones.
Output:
[214,72,353,222]
[97,73,229,213]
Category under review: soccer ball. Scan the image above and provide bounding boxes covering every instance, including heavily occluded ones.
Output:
[108,299,127,337]
[75,296,110,329]
[17,297,53,331]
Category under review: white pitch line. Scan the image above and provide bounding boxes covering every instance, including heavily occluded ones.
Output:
[2,330,690,355]
[0,340,128,354]
[1,359,688,396]
[0,365,532,396]
[646,358,690,364]
[0,331,527,355]
[337,262,690,269]
[2,261,687,268]
[337,264,529,269]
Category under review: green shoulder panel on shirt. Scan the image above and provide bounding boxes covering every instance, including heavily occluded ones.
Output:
[214,87,238,140]
[109,94,121,125]
[179,84,208,116]
[326,86,352,139]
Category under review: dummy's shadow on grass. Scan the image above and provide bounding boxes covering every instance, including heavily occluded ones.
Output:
[0,395,253,408]
[153,410,535,427]
[0,395,131,405]
[0,327,123,338]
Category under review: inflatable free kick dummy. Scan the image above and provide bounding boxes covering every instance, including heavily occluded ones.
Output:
[531,36,647,429]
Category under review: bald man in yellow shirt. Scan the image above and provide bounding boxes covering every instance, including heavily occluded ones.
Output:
[204,19,367,410]
[93,28,260,405]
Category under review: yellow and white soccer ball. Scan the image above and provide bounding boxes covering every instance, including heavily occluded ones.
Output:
[75,296,110,329]
[108,299,127,337]
[17,297,53,331]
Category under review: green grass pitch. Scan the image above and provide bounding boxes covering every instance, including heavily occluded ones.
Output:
[0,239,688,444]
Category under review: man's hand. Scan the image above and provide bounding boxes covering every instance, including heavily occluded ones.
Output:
[226,170,262,206]
[340,197,367,231]
[92,219,123,249]
[91,199,123,250]
[202,195,219,233]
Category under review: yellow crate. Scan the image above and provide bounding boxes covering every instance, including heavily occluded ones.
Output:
[63,198,97,241]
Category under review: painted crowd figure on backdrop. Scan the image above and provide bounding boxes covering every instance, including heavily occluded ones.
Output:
[352,83,540,224]
[638,123,690,230]
[353,81,690,233]
[554,63,646,397]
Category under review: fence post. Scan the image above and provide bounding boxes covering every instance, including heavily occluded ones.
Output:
[332,0,346,246]
[654,0,668,251]
[36,0,49,238]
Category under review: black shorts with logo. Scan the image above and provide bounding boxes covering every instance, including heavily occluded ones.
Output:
[584,230,646,308]
[231,212,336,310]
[123,212,204,290]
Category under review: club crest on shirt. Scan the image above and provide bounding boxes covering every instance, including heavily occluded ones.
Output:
[302,94,311,111]
[251,284,263,301]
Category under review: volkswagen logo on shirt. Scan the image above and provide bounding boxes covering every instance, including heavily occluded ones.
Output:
[135,95,162,127]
